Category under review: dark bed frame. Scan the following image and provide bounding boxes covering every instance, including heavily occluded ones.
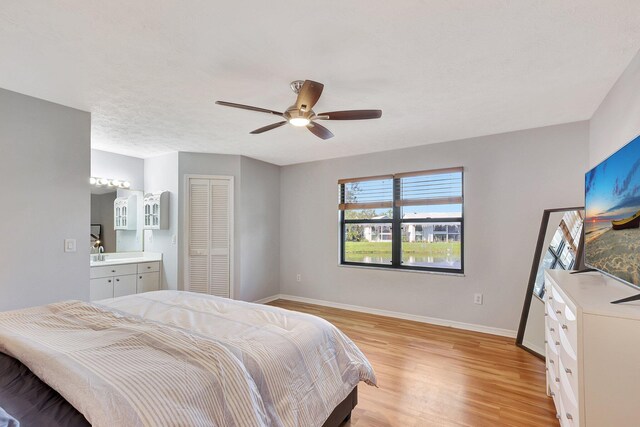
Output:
[0,352,357,427]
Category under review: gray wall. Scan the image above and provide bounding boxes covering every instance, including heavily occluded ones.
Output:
[279,122,588,333]
[590,48,640,167]
[239,156,281,302]
[91,149,144,190]
[0,88,90,310]
[172,152,280,302]
[144,152,179,290]
[177,152,242,293]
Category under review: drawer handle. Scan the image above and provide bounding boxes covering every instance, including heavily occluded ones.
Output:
[116,279,120,282]
[544,313,548,317]
[111,270,116,273]
[555,341,560,346]
[550,391,555,397]
[544,340,548,344]
[549,359,554,364]
[562,324,568,330]
[565,368,572,374]
[550,327,555,332]
[147,266,151,269]
[549,296,553,300]
[555,310,561,314]
[555,377,560,382]
[108,280,112,283]
[139,276,143,279]
[556,414,561,419]
[566,413,573,420]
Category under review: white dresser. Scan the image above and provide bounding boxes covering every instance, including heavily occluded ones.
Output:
[90,254,162,301]
[544,270,640,426]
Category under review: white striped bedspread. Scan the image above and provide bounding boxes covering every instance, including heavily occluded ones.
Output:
[0,291,376,427]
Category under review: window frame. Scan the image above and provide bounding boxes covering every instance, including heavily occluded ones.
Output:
[339,170,464,274]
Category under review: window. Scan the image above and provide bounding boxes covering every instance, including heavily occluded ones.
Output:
[339,167,463,273]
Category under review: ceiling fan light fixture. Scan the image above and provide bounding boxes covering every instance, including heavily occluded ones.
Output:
[215,79,382,139]
[289,117,310,127]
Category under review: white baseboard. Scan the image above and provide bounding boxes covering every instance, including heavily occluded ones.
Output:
[253,294,281,304]
[275,294,517,338]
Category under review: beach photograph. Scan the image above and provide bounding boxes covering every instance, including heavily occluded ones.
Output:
[585,135,640,286]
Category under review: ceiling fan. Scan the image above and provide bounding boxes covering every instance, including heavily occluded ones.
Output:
[215,80,382,140]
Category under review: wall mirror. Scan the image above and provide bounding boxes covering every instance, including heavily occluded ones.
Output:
[90,187,144,253]
[516,207,584,358]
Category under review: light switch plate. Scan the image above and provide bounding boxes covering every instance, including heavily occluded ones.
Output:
[64,239,77,253]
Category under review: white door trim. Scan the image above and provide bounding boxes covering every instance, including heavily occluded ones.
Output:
[183,174,234,299]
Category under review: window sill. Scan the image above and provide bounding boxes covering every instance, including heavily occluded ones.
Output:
[337,263,465,277]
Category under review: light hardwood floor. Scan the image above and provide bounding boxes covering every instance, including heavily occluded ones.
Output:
[268,299,558,427]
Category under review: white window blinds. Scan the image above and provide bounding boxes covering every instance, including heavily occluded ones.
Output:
[397,167,463,207]
[338,175,393,211]
[338,167,463,210]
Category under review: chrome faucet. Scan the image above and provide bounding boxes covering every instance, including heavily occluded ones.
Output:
[98,246,105,262]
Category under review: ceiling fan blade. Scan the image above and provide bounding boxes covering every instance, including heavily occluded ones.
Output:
[296,80,324,112]
[216,101,283,116]
[250,121,288,134]
[307,122,334,140]
[316,110,382,120]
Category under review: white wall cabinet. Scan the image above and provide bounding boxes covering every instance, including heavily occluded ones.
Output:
[544,270,640,426]
[143,191,169,230]
[90,261,161,301]
[114,194,137,230]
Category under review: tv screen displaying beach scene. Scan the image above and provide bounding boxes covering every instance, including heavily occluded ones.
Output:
[585,134,640,287]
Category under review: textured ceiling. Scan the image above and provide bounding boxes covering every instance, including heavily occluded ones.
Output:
[1,1,639,165]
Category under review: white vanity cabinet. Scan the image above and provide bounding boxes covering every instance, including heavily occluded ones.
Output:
[90,261,161,301]
[143,191,169,230]
[136,262,160,293]
[544,270,640,426]
[114,195,137,231]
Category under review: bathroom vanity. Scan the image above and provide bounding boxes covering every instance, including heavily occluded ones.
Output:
[90,252,162,301]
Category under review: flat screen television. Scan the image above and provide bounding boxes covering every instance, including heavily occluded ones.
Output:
[584,134,640,303]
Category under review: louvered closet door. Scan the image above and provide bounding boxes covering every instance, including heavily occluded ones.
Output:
[187,177,231,297]
[209,180,230,297]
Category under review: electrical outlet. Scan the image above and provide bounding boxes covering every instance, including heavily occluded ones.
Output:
[296,274,301,282]
[474,293,483,305]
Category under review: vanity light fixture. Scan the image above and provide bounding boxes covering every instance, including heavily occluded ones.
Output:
[90,177,132,189]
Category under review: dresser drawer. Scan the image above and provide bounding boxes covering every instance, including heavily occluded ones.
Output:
[559,344,579,402]
[90,263,137,279]
[560,309,578,356]
[550,286,566,320]
[546,322,560,351]
[546,341,559,380]
[559,370,580,427]
[137,261,160,273]
[547,363,560,398]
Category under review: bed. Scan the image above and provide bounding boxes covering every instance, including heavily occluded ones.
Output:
[0,291,376,426]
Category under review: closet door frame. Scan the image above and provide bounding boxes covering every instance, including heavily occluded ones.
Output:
[183,174,234,299]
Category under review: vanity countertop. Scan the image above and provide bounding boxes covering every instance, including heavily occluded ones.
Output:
[90,252,162,267]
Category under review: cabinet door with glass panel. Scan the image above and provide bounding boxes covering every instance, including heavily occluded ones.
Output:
[114,195,137,231]
[143,191,170,230]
